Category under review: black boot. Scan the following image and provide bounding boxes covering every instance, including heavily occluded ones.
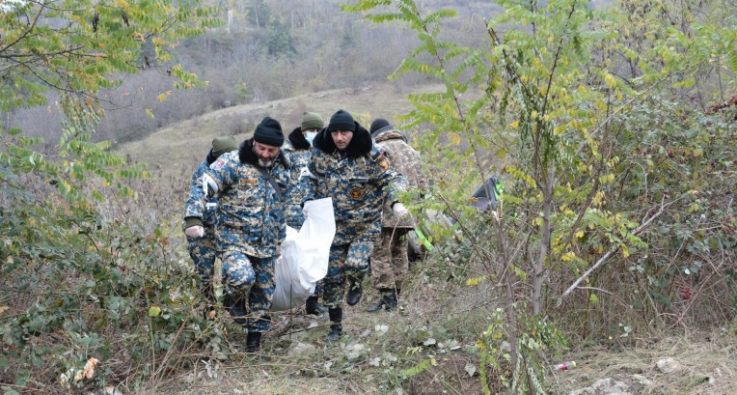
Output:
[384,289,398,311]
[366,288,391,312]
[367,289,398,312]
[346,275,364,306]
[305,296,328,316]
[224,293,249,326]
[325,307,343,342]
[246,332,271,362]
[246,332,261,353]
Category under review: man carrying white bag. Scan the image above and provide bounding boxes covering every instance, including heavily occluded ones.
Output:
[271,197,335,311]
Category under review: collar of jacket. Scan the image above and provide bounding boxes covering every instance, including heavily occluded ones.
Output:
[239,138,290,169]
[312,121,373,159]
[287,127,311,150]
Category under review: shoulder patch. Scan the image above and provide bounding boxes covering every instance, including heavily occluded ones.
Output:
[211,157,227,170]
[377,155,391,171]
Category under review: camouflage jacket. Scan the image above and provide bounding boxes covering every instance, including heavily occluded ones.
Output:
[374,129,427,229]
[282,127,312,228]
[184,139,291,258]
[303,122,407,232]
[188,158,219,228]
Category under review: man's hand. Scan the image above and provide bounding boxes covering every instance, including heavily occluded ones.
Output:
[393,202,409,218]
[185,226,205,238]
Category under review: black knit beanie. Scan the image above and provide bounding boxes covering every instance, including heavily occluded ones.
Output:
[254,116,284,146]
[369,118,392,136]
[328,110,356,132]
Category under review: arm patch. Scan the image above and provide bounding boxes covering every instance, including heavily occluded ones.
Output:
[377,156,391,171]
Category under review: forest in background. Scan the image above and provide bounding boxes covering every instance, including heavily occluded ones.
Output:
[6,0,498,146]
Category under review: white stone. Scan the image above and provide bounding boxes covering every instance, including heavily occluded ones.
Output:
[655,357,682,374]
[288,342,316,357]
[569,378,630,395]
[632,374,653,387]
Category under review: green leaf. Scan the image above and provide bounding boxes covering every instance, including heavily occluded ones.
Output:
[148,306,162,317]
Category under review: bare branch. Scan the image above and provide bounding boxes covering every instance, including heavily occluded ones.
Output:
[556,194,686,303]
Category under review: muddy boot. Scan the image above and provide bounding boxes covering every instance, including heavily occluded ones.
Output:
[305,296,328,316]
[366,288,391,312]
[325,307,343,342]
[346,275,364,306]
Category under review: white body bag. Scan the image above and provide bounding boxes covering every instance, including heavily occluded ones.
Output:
[271,198,335,311]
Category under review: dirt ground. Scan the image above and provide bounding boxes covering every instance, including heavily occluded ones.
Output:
[131,297,737,395]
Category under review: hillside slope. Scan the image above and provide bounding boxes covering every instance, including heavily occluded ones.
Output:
[116,83,444,177]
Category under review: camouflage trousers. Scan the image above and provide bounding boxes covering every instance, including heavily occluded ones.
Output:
[370,227,410,290]
[320,222,380,307]
[187,231,217,300]
[220,250,276,333]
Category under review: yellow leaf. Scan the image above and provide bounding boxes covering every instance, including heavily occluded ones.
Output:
[693,148,703,158]
[145,109,155,119]
[430,357,438,366]
[589,293,599,304]
[604,73,617,88]
[466,276,486,286]
[575,231,584,239]
[510,120,519,129]
[448,132,461,145]
[594,99,607,111]
[157,93,167,102]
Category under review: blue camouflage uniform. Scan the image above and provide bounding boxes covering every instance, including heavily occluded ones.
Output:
[303,123,407,308]
[185,139,290,333]
[282,127,313,229]
[186,158,219,292]
[184,137,238,304]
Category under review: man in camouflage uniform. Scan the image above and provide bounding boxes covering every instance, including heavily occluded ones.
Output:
[283,112,323,228]
[303,109,408,341]
[184,117,290,355]
[367,119,427,312]
[184,136,239,317]
[282,111,329,316]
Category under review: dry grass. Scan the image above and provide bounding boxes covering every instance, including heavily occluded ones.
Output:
[547,327,737,395]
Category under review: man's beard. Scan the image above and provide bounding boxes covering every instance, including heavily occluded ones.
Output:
[253,146,275,167]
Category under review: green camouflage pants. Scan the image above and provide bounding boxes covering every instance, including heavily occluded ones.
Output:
[370,227,409,290]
